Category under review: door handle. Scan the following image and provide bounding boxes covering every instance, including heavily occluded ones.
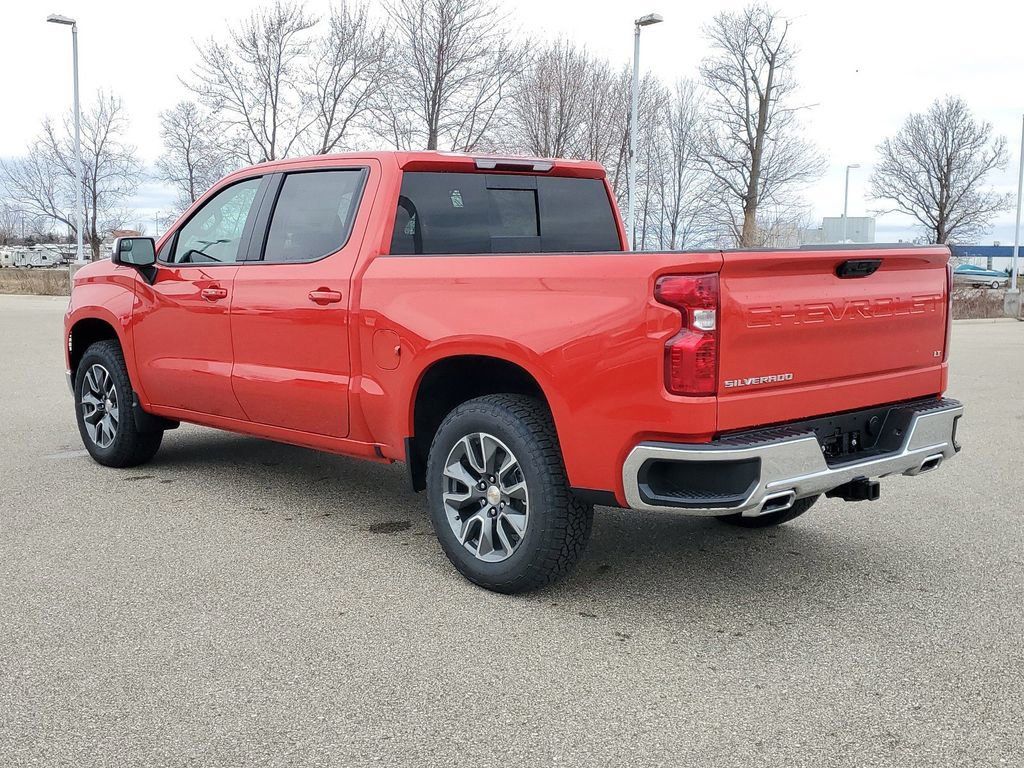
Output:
[308,289,343,305]
[201,287,228,301]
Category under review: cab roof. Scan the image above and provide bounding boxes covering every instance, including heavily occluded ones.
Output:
[233,151,607,180]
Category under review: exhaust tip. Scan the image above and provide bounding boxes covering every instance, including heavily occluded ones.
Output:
[759,490,796,515]
[919,455,943,473]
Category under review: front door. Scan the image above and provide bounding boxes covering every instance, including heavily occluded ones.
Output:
[132,176,265,419]
[229,167,371,437]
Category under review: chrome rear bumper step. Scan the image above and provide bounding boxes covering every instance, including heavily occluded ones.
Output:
[622,398,963,517]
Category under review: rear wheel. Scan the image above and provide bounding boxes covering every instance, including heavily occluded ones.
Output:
[426,394,593,593]
[716,495,818,528]
[74,340,163,467]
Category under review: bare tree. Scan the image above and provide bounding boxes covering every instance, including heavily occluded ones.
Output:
[505,44,706,251]
[1,92,142,260]
[1,147,70,236]
[609,69,663,214]
[575,61,629,179]
[304,2,391,154]
[380,0,527,151]
[507,40,591,157]
[643,80,714,250]
[634,81,670,250]
[870,96,1011,244]
[157,101,231,213]
[699,4,823,247]
[186,1,317,163]
[0,201,19,245]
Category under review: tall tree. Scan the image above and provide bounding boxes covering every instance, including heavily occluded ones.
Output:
[304,1,391,155]
[645,80,714,249]
[870,96,1011,244]
[157,101,231,213]
[380,0,527,151]
[699,4,823,247]
[575,61,629,185]
[0,202,19,246]
[507,40,591,158]
[186,1,317,163]
[607,69,661,215]
[1,92,142,260]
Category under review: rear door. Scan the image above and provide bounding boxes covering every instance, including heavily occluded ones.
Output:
[133,175,266,418]
[228,164,375,437]
[716,246,950,431]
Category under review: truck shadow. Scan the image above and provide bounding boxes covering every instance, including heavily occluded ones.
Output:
[150,428,914,615]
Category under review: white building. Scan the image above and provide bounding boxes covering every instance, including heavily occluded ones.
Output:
[800,216,876,245]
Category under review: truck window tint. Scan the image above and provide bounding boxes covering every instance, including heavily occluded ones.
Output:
[389,172,619,254]
[490,189,539,237]
[264,170,365,262]
[391,173,491,255]
[171,177,262,264]
[538,177,620,252]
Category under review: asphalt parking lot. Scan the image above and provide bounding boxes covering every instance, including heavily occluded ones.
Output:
[1,293,1021,767]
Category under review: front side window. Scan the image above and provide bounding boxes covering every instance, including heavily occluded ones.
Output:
[262,170,365,262]
[389,171,619,255]
[171,177,262,264]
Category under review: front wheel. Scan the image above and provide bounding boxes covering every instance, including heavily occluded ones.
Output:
[74,340,163,467]
[991,280,1001,289]
[426,394,593,593]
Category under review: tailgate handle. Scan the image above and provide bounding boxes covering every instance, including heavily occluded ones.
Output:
[836,259,881,279]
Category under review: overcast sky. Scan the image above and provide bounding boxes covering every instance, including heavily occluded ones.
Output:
[3,0,1022,242]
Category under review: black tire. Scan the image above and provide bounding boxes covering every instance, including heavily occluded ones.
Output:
[426,394,593,593]
[991,281,1000,290]
[74,340,163,468]
[716,494,819,528]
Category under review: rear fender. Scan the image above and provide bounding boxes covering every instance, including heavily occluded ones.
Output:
[405,338,565,435]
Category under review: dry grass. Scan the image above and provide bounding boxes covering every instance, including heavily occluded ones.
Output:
[952,287,1007,319]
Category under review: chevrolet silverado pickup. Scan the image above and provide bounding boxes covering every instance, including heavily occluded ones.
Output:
[64,151,963,593]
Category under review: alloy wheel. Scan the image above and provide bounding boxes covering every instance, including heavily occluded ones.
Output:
[80,363,119,449]
[441,432,529,563]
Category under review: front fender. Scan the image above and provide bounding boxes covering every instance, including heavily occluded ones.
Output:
[65,275,142,398]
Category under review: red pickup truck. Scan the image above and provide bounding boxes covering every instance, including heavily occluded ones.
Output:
[64,151,963,592]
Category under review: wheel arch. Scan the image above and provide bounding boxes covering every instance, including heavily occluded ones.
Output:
[68,314,177,434]
[68,315,123,382]
[405,354,557,492]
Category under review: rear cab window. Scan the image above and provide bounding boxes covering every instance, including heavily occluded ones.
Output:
[389,172,620,255]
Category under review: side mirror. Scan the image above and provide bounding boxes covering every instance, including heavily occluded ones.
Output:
[112,236,156,267]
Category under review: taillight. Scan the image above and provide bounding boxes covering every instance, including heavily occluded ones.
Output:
[655,274,719,396]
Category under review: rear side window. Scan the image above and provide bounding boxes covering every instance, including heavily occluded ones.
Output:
[389,172,619,255]
[263,170,365,262]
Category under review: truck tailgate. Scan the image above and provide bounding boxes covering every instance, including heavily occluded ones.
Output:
[717,246,950,431]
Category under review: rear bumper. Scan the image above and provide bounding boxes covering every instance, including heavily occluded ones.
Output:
[622,398,963,517]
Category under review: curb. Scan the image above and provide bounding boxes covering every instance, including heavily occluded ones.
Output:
[953,317,1021,324]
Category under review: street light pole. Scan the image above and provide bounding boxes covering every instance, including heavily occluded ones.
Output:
[627,12,663,251]
[47,14,85,263]
[842,163,860,243]
[1011,114,1023,302]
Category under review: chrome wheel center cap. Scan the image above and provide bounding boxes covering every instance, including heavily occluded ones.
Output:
[486,485,502,506]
